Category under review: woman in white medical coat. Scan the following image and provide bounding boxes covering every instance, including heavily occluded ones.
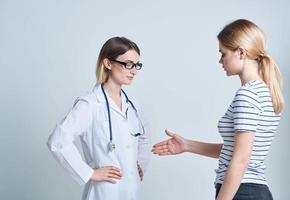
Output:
[47,36,150,200]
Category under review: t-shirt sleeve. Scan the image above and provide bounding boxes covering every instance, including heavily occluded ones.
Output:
[233,88,262,133]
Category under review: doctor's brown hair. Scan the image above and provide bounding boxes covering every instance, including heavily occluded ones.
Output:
[96,37,140,84]
[217,19,284,114]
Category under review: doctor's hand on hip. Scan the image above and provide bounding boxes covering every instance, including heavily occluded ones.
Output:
[90,166,122,184]
[151,130,187,156]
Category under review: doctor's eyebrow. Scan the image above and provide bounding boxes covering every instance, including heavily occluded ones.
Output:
[123,59,140,63]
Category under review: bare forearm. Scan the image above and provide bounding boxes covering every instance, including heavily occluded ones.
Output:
[216,131,254,200]
[216,159,248,200]
[184,140,223,158]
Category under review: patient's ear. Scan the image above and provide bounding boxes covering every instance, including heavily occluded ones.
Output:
[237,47,247,60]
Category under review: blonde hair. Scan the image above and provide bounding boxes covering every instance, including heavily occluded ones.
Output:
[96,37,140,84]
[218,19,284,114]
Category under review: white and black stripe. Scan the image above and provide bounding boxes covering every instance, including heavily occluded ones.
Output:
[215,80,281,185]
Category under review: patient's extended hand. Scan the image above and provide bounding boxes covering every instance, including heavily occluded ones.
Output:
[151,130,187,156]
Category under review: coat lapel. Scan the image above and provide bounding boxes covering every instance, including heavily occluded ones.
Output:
[93,84,129,119]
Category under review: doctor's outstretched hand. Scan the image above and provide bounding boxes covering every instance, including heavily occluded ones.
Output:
[90,166,122,184]
[152,130,187,155]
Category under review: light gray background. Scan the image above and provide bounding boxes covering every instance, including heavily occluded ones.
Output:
[1,0,289,199]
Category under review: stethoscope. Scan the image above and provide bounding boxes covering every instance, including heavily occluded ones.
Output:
[101,84,144,152]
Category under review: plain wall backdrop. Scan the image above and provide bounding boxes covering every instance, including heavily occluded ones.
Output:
[1,0,289,199]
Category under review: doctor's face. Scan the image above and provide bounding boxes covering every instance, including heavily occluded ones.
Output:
[106,50,141,85]
[218,42,243,76]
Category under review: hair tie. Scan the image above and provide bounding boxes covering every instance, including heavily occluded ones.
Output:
[257,52,265,63]
[257,55,263,63]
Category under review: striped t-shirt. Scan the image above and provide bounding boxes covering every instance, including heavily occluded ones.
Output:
[215,80,281,185]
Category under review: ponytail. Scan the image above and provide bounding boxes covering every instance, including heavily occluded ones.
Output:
[259,55,284,114]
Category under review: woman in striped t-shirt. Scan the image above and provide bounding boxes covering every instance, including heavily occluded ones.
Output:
[152,19,284,200]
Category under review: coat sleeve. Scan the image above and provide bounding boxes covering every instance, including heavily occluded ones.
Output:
[136,102,151,173]
[47,97,94,185]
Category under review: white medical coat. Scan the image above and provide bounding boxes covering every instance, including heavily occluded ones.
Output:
[47,84,150,200]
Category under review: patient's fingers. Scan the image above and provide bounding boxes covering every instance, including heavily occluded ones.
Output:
[152,140,169,148]
[152,144,169,154]
[153,143,168,150]
[158,151,171,156]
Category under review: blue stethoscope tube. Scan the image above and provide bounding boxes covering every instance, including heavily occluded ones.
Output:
[101,84,143,152]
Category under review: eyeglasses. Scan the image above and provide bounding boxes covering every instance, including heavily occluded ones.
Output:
[110,59,143,70]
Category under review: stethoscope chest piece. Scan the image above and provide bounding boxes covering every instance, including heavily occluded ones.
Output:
[108,141,116,152]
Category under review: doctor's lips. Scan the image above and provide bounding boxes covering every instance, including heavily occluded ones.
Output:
[127,76,134,80]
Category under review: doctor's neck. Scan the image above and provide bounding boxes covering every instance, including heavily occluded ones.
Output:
[103,79,122,97]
